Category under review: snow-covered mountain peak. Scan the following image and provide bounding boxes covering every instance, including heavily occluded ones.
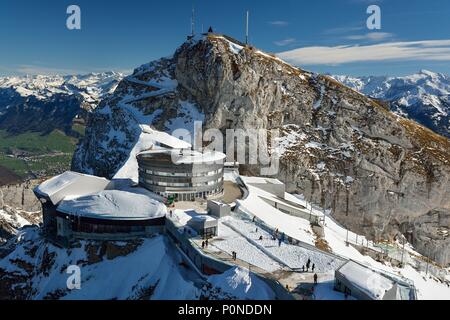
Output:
[0,72,124,106]
[333,70,450,138]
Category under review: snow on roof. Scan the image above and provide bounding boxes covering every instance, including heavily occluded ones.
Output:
[170,209,216,227]
[224,161,240,166]
[34,171,111,205]
[138,149,226,164]
[57,187,167,221]
[208,267,275,300]
[209,200,229,207]
[337,260,395,300]
[140,125,191,149]
[242,176,284,185]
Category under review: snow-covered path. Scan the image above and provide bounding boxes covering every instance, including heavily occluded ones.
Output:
[210,223,282,272]
[223,216,344,272]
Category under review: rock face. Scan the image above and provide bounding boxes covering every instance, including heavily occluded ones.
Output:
[73,34,450,266]
[0,179,42,243]
[0,179,41,212]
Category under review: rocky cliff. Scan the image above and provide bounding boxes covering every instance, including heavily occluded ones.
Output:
[72,34,450,265]
[0,179,41,243]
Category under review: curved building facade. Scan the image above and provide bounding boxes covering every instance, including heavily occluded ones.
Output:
[137,149,226,201]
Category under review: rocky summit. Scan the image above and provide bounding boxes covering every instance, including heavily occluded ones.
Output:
[72,34,450,265]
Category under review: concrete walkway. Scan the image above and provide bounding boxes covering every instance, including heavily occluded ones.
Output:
[191,238,268,275]
[192,236,333,300]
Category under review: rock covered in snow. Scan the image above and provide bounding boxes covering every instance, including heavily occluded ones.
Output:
[208,267,275,300]
[0,228,198,300]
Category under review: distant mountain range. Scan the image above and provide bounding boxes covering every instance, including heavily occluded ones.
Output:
[0,72,123,135]
[332,70,450,138]
[0,70,448,139]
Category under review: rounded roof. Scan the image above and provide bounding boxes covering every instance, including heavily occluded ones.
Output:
[138,149,226,164]
[57,188,166,221]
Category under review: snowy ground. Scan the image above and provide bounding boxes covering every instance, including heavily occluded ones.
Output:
[0,226,281,300]
[236,176,450,299]
[209,266,275,300]
[0,229,200,300]
[222,216,344,272]
[0,209,31,230]
[211,222,282,272]
[236,177,316,246]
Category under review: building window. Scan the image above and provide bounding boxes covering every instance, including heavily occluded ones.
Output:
[143,168,223,178]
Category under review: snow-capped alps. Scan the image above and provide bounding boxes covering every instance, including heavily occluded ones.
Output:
[0,72,124,110]
[333,70,450,138]
[0,72,124,135]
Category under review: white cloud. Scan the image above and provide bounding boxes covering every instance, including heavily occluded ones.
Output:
[10,64,131,76]
[322,26,364,35]
[277,39,450,65]
[15,64,87,75]
[274,38,296,47]
[345,32,394,41]
[269,21,289,26]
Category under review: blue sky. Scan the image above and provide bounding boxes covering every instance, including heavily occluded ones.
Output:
[0,0,449,76]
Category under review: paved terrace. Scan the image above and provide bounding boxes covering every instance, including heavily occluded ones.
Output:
[166,210,347,300]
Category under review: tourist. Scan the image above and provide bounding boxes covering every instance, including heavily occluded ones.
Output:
[314,273,318,284]
[302,265,305,272]
[278,238,282,247]
[312,263,315,272]
[202,241,205,249]
[259,235,263,241]
[205,239,209,247]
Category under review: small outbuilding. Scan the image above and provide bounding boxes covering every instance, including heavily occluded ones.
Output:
[207,200,231,218]
[188,214,218,239]
[334,260,416,300]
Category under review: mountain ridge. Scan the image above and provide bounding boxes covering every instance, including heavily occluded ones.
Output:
[332,70,450,138]
[0,72,123,135]
[71,34,450,265]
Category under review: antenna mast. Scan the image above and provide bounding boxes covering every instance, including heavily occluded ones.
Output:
[245,10,249,45]
[191,7,195,37]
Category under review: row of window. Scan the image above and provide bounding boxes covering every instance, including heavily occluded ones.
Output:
[158,188,223,201]
[140,168,223,178]
[143,177,223,188]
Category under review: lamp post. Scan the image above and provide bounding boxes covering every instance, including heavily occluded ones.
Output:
[400,236,405,268]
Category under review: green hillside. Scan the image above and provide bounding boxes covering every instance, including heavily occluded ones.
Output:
[0,127,83,179]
